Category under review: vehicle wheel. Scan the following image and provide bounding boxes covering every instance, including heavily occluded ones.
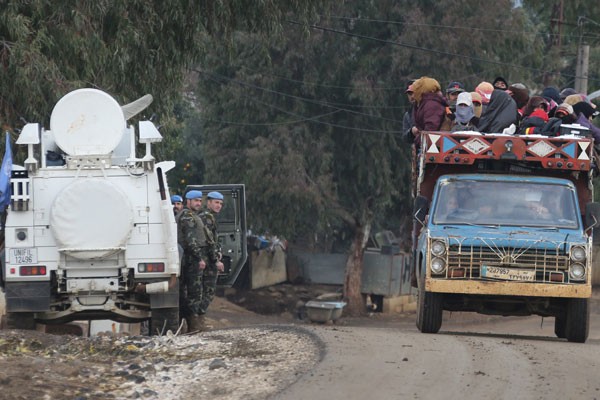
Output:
[416,288,443,333]
[2,312,36,330]
[554,314,566,339]
[565,298,589,343]
[149,307,180,336]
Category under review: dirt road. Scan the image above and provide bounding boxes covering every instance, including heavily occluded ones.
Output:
[278,309,600,400]
[1,292,599,399]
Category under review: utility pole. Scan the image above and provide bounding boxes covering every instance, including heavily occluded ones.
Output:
[575,44,589,94]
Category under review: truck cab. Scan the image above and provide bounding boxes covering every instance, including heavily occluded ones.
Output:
[413,131,598,343]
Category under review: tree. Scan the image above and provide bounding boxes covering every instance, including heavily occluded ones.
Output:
[0,1,320,161]
[194,0,551,315]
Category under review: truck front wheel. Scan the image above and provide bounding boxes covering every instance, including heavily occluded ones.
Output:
[416,288,443,333]
[565,298,589,343]
[2,312,36,330]
[554,314,566,339]
[149,307,180,335]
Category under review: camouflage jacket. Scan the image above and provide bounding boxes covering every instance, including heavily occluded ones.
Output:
[200,210,221,263]
[177,208,209,261]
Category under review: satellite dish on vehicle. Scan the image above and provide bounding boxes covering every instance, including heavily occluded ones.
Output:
[50,88,126,156]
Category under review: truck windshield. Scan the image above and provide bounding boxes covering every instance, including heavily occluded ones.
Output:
[432,180,579,229]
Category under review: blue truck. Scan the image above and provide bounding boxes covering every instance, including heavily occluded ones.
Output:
[412,130,598,343]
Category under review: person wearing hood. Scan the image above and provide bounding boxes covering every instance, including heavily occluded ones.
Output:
[560,87,578,102]
[507,83,530,114]
[519,99,549,135]
[451,92,479,132]
[476,89,518,133]
[541,86,561,117]
[409,76,449,146]
[493,77,508,90]
[573,101,600,145]
[521,96,550,121]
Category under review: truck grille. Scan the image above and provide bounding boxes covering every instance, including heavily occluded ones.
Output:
[444,243,570,283]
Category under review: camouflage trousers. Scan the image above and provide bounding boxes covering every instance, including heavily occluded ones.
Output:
[179,255,218,318]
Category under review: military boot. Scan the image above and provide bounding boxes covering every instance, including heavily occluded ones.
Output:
[187,314,205,333]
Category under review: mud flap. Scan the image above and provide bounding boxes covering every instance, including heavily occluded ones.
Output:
[5,282,50,312]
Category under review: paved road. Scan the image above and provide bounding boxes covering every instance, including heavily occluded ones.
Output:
[277,304,600,400]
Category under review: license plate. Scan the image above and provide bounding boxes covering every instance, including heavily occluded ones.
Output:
[481,266,535,281]
[9,248,38,265]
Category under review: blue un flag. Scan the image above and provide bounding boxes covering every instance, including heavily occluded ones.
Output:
[0,132,13,209]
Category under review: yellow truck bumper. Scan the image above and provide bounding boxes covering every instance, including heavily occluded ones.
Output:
[426,279,591,298]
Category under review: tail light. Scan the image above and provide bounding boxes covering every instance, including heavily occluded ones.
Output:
[138,263,165,273]
[19,266,47,276]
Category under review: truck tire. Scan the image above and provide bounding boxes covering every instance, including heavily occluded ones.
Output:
[554,315,566,339]
[565,298,589,343]
[416,288,443,333]
[2,312,36,330]
[149,307,180,336]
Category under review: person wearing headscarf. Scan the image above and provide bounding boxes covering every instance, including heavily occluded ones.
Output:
[470,92,483,118]
[477,89,518,133]
[475,82,494,108]
[408,76,449,146]
[451,92,479,132]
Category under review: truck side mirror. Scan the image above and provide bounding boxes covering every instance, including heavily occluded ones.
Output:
[413,195,429,225]
[585,202,600,244]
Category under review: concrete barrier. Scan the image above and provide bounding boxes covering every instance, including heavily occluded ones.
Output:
[249,247,287,289]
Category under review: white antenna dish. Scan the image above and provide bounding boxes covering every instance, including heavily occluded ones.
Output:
[50,89,126,156]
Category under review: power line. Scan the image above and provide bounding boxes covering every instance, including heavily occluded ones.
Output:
[196,109,342,126]
[196,69,406,133]
[287,20,600,85]
[322,14,600,42]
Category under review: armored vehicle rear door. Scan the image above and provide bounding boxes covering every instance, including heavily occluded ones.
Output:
[184,184,247,287]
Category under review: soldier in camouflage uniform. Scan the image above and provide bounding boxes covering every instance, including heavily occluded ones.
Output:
[177,190,211,331]
[197,191,225,319]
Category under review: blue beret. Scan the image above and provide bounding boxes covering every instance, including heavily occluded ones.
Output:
[170,194,183,203]
[207,191,224,200]
[185,190,203,200]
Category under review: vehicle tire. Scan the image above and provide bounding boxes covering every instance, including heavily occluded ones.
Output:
[554,314,566,339]
[3,312,36,330]
[565,298,589,343]
[416,288,443,333]
[149,307,180,336]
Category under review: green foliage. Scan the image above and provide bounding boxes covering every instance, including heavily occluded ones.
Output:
[0,0,320,161]
[193,0,555,248]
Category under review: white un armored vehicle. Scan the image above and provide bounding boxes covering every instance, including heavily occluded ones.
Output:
[0,89,184,333]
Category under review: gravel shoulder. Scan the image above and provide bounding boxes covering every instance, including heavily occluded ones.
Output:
[0,322,323,400]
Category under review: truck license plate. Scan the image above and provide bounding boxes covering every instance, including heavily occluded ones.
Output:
[9,248,38,265]
[481,266,535,281]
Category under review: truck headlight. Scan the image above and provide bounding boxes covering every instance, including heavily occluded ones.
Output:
[569,263,586,280]
[431,257,446,274]
[570,246,586,262]
[431,240,446,257]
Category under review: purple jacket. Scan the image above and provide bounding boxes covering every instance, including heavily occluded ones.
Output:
[413,92,447,132]
[575,113,600,143]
